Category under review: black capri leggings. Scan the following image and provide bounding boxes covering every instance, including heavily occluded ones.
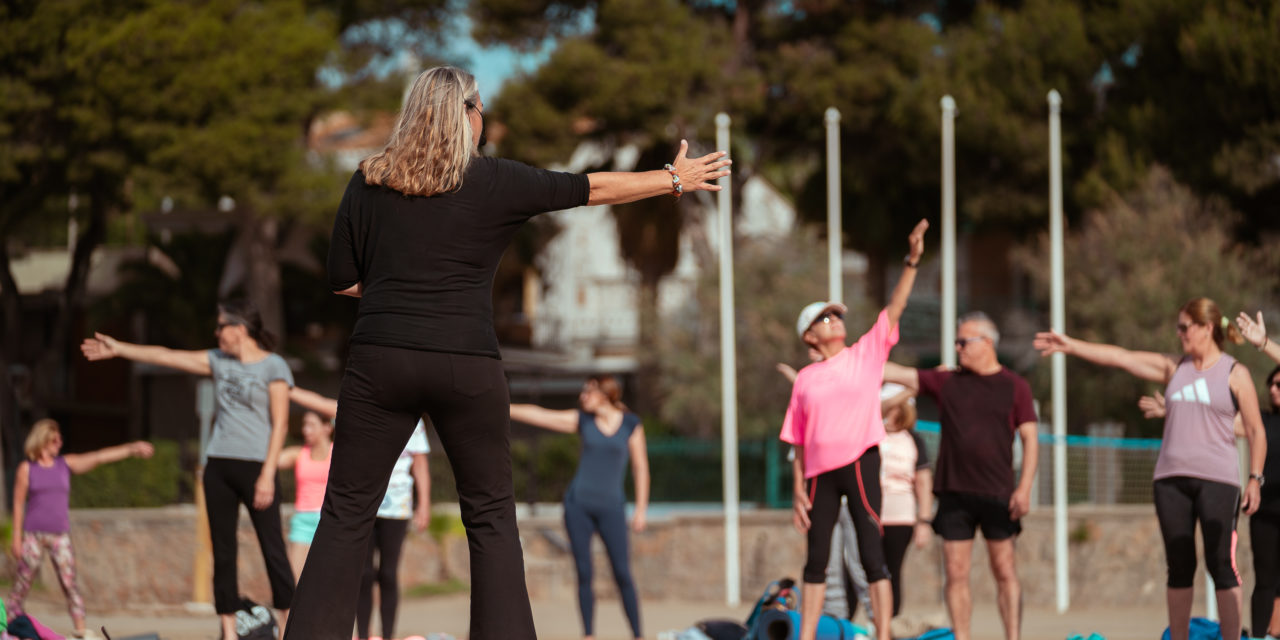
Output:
[1153,476,1241,589]
[1251,510,1280,636]
[283,344,534,640]
[356,517,409,640]
[803,447,889,585]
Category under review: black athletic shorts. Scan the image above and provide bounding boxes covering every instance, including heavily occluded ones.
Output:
[933,491,1021,541]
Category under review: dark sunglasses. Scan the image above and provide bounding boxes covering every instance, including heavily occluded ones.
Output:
[955,336,987,348]
[1176,322,1197,334]
[817,311,843,324]
[216,321,241,332]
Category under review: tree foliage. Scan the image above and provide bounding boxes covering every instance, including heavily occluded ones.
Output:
[1014,167,1280,436]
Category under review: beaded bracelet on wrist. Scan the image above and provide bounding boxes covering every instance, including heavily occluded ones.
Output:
[663,163,683,199]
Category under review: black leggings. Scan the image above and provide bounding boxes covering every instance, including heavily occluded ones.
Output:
[882,524,913,617]
[356,517,409,640]
[1153,476,1241,589]
[283,344,533,640]
[564,496,641,638]
[203,457,295,614]
[1252,510,1280,636]
[803,447,889,585]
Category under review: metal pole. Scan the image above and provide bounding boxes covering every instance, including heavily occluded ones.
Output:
[940,96,957,368]
[1048,89,1069,614]
[716,113,741,607]
[826,107,843,303]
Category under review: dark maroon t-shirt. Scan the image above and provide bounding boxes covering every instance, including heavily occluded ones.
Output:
[917,367,1038,500]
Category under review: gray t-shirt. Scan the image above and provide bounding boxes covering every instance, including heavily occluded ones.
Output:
[206,350,294,462]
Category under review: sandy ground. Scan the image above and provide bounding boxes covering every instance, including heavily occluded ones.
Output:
[17,593,1187,640]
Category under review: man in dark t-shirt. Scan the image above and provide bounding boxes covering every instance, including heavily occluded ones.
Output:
[883,311,1039,640]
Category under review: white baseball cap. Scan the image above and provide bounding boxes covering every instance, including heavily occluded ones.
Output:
[795,301,848,339]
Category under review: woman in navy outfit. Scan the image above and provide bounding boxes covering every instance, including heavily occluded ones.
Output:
[511,375,650,640]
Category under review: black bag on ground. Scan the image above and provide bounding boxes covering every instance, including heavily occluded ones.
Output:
[233,599,278,640]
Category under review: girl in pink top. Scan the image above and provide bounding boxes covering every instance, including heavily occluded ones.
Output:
[278,402,335,578]
[780,219,928,640]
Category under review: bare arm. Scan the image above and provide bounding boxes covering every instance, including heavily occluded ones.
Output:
[913,467,934,548]
[65,441,154,474]
[11,462,28,557]
[276,446,302,471]
[1238,311,1280,364]
[81,332,211,376]
[628,426,650,532]
[1033,331,1176,384]
[587,141,730,206]
[411,453,431,531]
[883,361,920,393]
[885,219,929,327]
[880,387,915,414]
[290,387,338,419]
[791,445,810,533]
[1233,364,1266,514]
[1009,421,1039,519]
[509,404,578,433]
[253,380,290,510]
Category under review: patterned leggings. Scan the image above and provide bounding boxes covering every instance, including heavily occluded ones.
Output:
[9,531,85,622]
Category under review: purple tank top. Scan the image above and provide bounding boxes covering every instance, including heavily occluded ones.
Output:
[25,456,71,533]
[1154,354,1239,487]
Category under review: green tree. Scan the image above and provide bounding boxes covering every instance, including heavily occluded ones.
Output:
[1014,166,1280,436]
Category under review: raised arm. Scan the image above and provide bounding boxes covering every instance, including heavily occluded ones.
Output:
[885,219,929,327]
[1033,331,1176,384]
[276,445,303,471]
[290,387,338,419]
[628,425,650,532]
[587,140,730,206]
[882,361,920,393]
[509,404,578,433]
[80,332,211,376]
[1233,364,1266,514]
[253,380,290,510]
[65,441,154,474]
[11,461,29,558]
[1238,311,1280,364]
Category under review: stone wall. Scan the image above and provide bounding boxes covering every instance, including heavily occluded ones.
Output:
[15,505,1224,612]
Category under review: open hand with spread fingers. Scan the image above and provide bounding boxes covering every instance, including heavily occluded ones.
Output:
[669,139,732,194]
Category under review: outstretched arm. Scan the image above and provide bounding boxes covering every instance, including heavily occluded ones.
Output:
[81,332,211,376]
[587,140,730,206]
[883,362,920,393]
[509,404,578,434]
[290,387,338,419]
[276,446,302,471]
[885,219,929,328]
[628,426,650,532]
[1033,331,1176,384]
[1238,311,1280,365]
[65,441,154,475]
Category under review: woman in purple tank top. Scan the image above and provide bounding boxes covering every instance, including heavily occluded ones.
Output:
[9,419,154,639]
[1034,297,1266,640]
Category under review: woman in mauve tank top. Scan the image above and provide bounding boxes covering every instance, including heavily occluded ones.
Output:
[1034,297,1266,640]
[9,419,153,639]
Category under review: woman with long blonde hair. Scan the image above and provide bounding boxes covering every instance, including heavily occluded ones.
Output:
[285,66,729,640]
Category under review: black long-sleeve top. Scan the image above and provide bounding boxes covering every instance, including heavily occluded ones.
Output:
[327,159,590,358]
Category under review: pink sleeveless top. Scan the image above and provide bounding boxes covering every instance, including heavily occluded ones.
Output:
[294,445,331,512]
[1154,354,1239,487]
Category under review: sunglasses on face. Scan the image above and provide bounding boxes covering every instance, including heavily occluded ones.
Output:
[817,311,843,324]
[216,322,241,332]
[955,336,986,348]
[1176,322,1200,334]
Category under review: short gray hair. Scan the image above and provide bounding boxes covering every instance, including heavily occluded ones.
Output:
[958,311,1000,346]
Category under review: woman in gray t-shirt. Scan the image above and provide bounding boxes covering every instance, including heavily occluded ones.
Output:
[82,299,294,640]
